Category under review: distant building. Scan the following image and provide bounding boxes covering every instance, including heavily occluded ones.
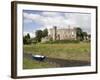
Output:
[48,26,77,41]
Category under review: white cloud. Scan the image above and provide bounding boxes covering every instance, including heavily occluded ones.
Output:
[42,16,65,26]
[23,12,42,22]
[64,13,91,27]
[23,12,91,33]
[23,19,32,23]
[41,12,71,28]
[42,12,61,17]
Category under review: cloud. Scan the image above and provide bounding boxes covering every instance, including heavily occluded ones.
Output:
[23,19,33,23]
[64,13,91,28]
[23,12,76,28]
[41,16,67,27]
[42,12,61,17]
[23,11,91,33]
[23,12,42,22]
[23,12,69,29]
[41,12,73,28]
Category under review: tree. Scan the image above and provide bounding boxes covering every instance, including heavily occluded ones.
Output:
[88,34,91,38]
[23,33,31,44]
[35,30,43,42]
[42,28,48,37]
[75,27,83,41]
[82,32,88,40]
[88,34,91,41]
[27,33,30,39]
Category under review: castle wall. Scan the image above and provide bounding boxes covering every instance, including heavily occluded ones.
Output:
[48,27,76,41]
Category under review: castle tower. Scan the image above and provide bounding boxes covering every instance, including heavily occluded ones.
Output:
[53,26,57,40]
[67,25,71,39]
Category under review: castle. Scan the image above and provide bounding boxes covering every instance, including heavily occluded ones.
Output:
[48,26,76,40]
[42,26,77,42]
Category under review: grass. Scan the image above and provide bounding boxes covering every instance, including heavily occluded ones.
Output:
[23,57,59,69]
[24,42,90,61]
[23,42,90,69]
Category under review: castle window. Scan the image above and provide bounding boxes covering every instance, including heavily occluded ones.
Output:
[72,32,74,35]
[71,35,74,38]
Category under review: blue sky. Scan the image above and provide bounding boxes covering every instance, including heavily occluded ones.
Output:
[23,10,91,38]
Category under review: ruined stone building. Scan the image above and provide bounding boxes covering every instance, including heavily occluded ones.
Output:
[48,26,77,41]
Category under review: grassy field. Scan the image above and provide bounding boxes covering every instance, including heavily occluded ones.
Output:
[23,42,90,69]
[23,57,59,69]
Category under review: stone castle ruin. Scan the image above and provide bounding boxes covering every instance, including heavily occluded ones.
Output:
[42,26,77,42]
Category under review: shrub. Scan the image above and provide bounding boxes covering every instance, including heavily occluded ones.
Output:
[43,40,80,44]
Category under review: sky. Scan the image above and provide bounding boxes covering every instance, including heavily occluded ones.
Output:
[23,10,91,38]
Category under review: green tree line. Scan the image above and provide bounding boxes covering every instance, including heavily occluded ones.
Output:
[23,28,48,44]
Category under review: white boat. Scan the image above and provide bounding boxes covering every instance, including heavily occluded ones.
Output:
[32,54,46,61]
